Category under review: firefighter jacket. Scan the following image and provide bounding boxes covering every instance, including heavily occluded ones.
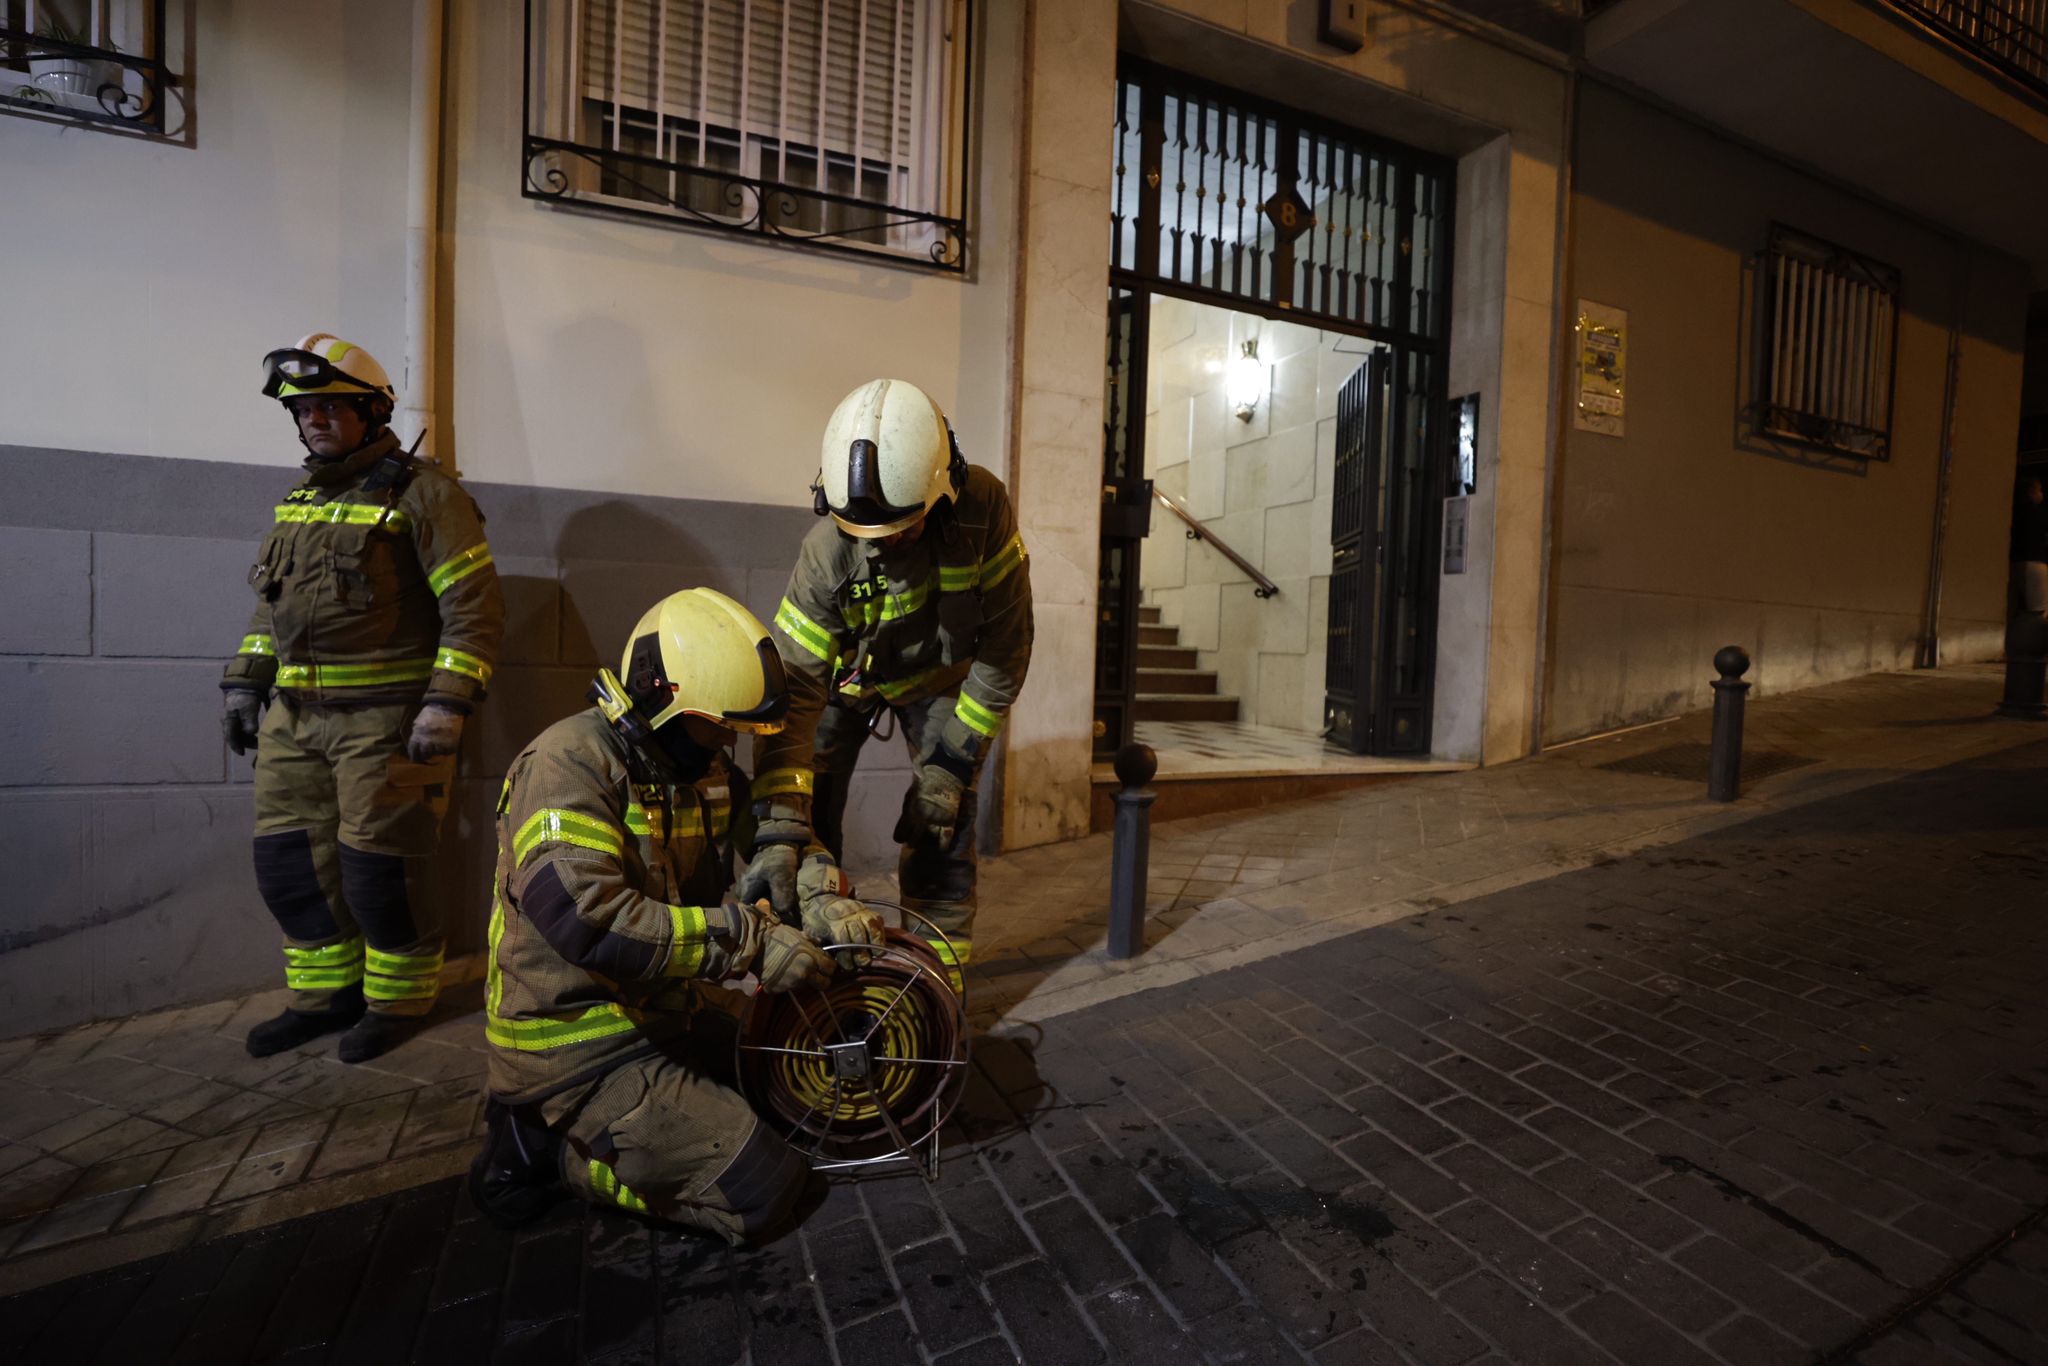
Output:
[485,707,763,1103]
[755,465,1033,806]
[222,431,504,711]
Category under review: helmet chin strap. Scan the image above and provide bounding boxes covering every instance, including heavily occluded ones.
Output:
[589,667,715,783]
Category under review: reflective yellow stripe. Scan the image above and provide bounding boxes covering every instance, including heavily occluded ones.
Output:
[666,904,708,978]
[926,936,971,967]
[980,533,1027,589]
[879,574,934,622]
[428,543,494,596]
[875,668,944,702]
[434,647,493,686]
[513,808,623,864]
[273,502,411,532]
[955,693,1004,739]
[239,634,275,657]
[487,894,506,1018]
[276,659,434,689]
[774,598,835,661]
[365,946,442,1001]
[487,1001,649,1051]
[751,768,814,800]
[937,563,978,592]
[284,937,363,990]
[588,1159,652,1213]
[624,803,724,840]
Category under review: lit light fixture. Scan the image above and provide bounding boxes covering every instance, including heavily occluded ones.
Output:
[1228,338,1265,422]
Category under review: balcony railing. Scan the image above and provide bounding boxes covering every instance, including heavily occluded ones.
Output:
[0,1,170,134]
[1885,1,2048,99]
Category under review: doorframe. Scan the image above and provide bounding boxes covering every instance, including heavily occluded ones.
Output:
[1095,57,1458,758]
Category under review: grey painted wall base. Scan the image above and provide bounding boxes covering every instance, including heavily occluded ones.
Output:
[0,445,914,1037]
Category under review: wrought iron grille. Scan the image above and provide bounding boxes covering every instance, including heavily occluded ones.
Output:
[1756,224,1900,460]
[522,0,972,271]
[1111,60,1454,346]
[1884,0,2048,101]
[0,0,170,133]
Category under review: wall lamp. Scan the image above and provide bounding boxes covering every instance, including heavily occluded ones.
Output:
[1228,338,1265,422]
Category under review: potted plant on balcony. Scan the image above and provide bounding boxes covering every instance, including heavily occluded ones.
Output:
[27,14,129,109]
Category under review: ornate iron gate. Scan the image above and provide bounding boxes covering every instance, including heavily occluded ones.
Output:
[1099,59,1454,758]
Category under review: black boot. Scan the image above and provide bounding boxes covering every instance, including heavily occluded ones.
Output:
[336,1011,415,1064]
[245,983,365,1058]
[467,1101,565,1230]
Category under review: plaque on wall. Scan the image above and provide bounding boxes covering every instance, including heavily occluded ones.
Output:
[1574,300,1626,437]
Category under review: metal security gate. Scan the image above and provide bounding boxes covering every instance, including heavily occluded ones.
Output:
[1324,349,1443,754]
[1098,59,1454,758]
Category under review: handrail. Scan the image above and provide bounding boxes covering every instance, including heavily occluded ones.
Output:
[1878,1,2048,103]
[1152,488,1280,599]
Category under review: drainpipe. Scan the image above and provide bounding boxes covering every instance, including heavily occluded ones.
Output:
[400,0,448,466]
[1917,242,1972,668]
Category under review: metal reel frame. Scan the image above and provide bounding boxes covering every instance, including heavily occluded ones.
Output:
[736,903,969,1183]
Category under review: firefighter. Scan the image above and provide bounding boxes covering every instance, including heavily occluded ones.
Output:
[224,333,504,1063]
[469,588,879,1243]
[743,379,1033,989]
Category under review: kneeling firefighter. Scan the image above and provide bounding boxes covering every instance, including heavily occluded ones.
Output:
[745,380,1034,990]
[225,333,504,1064]
[470,588,885,1243]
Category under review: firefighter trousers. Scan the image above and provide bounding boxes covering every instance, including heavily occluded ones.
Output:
[251,695,452,1016]
[811,694,977,980]
[539,1005,807,1246]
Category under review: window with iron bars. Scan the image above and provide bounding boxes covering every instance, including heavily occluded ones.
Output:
[0,0,171,133]
[523,0,971,271]
[1755,224,1900,460]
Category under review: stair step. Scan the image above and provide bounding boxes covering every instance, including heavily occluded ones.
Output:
[1138,604,1162,624]
[1137,625,1179,646]
[1137,645,1198,670]
[1135,693,1241,722]
[1135,668,1219,696]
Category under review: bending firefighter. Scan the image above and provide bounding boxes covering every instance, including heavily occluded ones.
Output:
[224,334,504,1063]
[747,379,1034,989]
[470,589,880,1242]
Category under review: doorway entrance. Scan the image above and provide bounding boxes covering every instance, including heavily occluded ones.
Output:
[1094,60,1456,764]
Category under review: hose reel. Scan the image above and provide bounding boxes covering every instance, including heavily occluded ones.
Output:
[736,904,968,1182]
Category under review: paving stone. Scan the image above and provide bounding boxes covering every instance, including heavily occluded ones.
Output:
[891,1236,997,1354]
[985,1259,1105,1364]
[1115,1211,1244,1321]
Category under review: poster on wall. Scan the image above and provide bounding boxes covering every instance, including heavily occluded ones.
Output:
[1574,300,1626,437]
[1442,496,1469,575]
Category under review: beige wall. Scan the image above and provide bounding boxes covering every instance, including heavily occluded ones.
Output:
[0,1,1025,512]
[0,2,413,467]
[445,0,1024,504]
[1545,82,2028,742]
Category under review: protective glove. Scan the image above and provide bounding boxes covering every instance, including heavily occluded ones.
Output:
[894,749,971,847]
[406,703,465,762]
[222,689,264,756]
[795,849,883,967]
[804,898,886,970]
[753,919,837,994]
[736,843,801,926]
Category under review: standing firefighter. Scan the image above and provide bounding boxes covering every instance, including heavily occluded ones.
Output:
[224,333,504,1063]
[745,379,1033,989]
[470,589,874,1242]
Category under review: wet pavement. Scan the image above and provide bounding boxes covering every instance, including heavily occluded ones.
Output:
[2,733,2044,1364]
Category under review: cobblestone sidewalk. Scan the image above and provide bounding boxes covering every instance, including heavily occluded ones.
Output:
[2,732,2043,1363]
[0,664,2031,1295]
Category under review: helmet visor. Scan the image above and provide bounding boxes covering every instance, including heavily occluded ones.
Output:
[261,348,381,400]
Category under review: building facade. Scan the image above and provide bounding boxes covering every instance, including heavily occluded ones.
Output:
[2,0,2039,1033]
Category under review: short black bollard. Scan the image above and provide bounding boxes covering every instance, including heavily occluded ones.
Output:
[1995,601,2047,720]
[1707,646,1751,803]
[1107,743,1158,960]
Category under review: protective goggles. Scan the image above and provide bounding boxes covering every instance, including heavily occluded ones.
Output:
[260,348,382,400]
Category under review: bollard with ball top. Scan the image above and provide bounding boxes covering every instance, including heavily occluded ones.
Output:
[1107,742,1158,959]
[1708,646,1751,803]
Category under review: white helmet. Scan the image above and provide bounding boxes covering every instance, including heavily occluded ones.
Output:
[261,332,396,406]
[815,379,962,538]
